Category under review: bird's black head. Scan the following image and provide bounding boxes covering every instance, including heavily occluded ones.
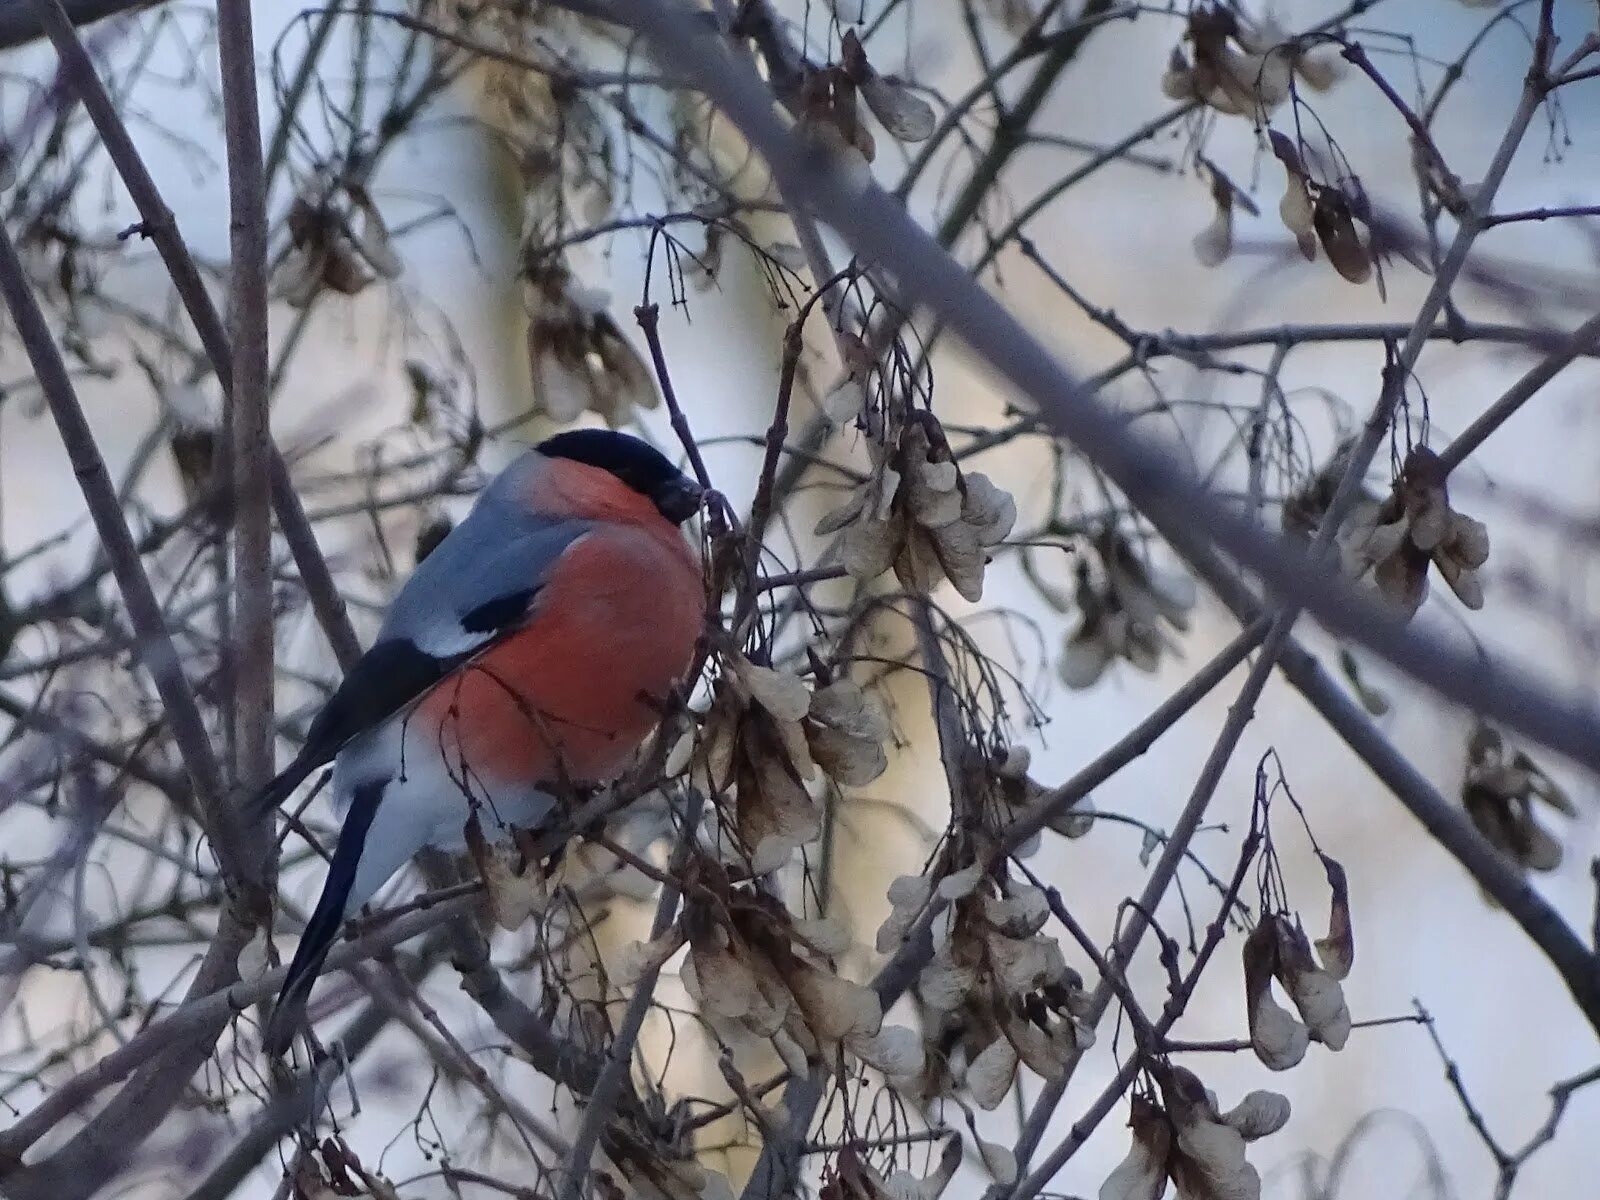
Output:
[536,429,704,524]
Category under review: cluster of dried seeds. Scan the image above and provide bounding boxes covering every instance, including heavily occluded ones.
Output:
[272,183,402,307]
[983,746,1096,848]
[295,1137,402,1200]
[685,653,890,874]
[1338,446,1490,616]
[816,418,1017,602]
[1100,1071,1291,1200]
[1243,898,1352,1072]
[1161,6,1342,122]
[878,860,1094,1109]
[1269,132,1380,285]
[1284,445,1491,618]
[466,797,670,934]
[622,863,921,1086]
[1463,724,1574,877]
[799,29,934,171]
[824,1138,962,1200]
[525,260,659,427]
[1056,530,1197,689]
[1191,158,1260,267]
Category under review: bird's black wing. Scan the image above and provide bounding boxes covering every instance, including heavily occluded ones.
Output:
[246,640,464,820]
[247,520,591,821]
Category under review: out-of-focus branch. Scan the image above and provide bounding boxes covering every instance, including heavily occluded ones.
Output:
[0,689,189,801]
[928,0,1117,250]
[0,12,294,1191]
[0,0,145,49]
[0,893,478,1167]
[181,928,455,1200]
[1,919,254,1199]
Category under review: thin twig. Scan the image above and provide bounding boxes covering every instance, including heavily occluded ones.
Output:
[1438,307,1600,474]
[557,792,703,1200]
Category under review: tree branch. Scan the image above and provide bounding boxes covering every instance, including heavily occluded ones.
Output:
[216,0,274,798]
[557,793,702,1200]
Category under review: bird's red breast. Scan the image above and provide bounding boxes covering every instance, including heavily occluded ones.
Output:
[414,513,703,789]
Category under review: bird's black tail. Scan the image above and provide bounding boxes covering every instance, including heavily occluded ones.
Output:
[261,780,384,1056]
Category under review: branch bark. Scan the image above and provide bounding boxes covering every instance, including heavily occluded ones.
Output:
[216,0,274,797]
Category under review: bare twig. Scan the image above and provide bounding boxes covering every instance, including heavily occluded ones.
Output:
[1438,307,1600,474]
[557,792,702,1200]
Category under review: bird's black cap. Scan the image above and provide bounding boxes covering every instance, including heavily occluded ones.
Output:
[536,429,703,524]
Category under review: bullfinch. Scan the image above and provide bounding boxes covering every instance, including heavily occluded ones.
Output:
[257,429,705,1055]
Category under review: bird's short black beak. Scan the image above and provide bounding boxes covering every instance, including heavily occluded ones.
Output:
[655,476,704,525]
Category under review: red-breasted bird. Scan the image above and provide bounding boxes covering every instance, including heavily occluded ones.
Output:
[257,429,705,1055]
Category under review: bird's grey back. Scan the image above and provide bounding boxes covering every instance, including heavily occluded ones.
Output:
[376,451,590,647]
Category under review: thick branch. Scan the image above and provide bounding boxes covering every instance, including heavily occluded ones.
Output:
[216,0,274,795]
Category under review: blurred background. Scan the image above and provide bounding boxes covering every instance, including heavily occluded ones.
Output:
[0,0,1597,1196]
